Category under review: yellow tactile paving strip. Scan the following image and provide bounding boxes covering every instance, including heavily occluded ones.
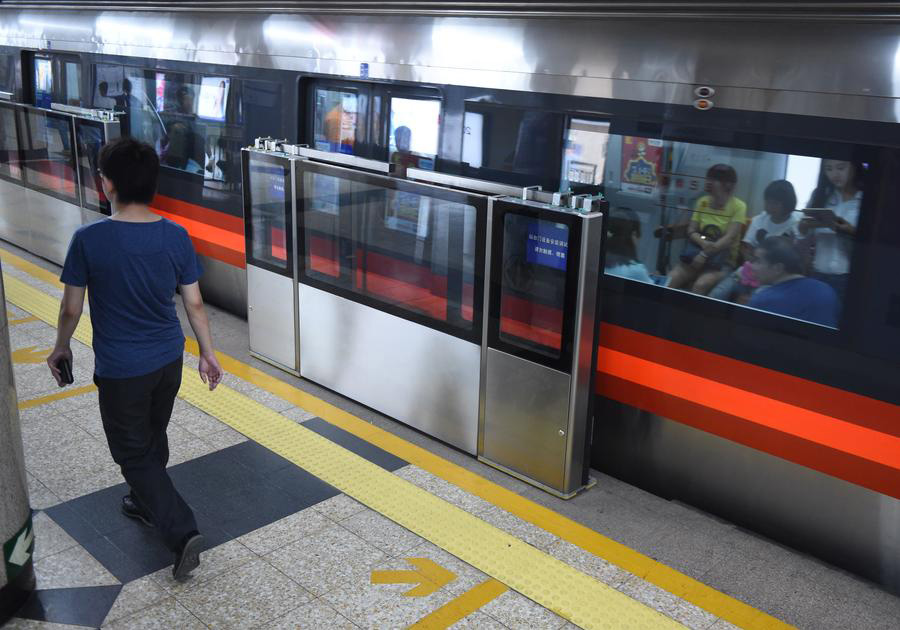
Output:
[3,271,681,630]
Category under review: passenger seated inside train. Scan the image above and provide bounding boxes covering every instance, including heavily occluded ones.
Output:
[708,179,803,303]
[796,159,863,304]
[748,235,839,327]
[604,207,654,284]
[666,163,748,295]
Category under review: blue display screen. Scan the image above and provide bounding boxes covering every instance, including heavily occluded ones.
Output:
[525,220,569,271]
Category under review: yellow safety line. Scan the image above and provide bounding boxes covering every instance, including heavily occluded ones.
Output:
[409,579,509,629]
[2,270,681,630]
[18,384,97,410]
[0,246,793,630]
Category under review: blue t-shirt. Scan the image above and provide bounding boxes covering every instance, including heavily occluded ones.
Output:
[60,218,202,378]
[749,277,839,327]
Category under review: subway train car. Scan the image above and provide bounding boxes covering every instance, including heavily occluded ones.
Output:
[0,2,898,593]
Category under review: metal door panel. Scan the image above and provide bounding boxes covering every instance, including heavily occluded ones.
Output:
[299,283,481,453]
[247,264,297,372]
[482,347,571,490]
[0,178,30,251]
[25,188,82,265]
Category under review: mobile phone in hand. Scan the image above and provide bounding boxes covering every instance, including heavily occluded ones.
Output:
[59,358,74,385]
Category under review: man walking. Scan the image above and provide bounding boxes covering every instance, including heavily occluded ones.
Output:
[46,137,223,580]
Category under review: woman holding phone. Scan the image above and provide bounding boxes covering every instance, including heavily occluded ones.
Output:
[798,159,864,303]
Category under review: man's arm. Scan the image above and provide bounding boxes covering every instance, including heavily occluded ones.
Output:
[180,281,223,390]
[46,285,86,386]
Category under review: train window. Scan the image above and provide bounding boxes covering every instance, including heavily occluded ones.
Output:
[561,118,609,191]
[0,52,16,93]
[0,104,22,181]
[313,88,359,155]
[461,103,564,190]
[63,62,82,106]
[33,56,52,108]
[301,172,477,332]
[74,118,109,214]
[20,108,78,204]
[603,134,868,329]
[388,97,440,176]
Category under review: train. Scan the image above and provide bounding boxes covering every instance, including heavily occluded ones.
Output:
[0,2,898,593]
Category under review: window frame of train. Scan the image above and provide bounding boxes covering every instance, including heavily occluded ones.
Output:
[24,51,84,109]
[305,80,376,158]
[0,46,20,97]
[458,101,566,192]
[598,113,884,346]
[380,87,443,168]
[560,114,611,196]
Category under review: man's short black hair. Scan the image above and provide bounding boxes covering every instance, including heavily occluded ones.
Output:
[764,179,797,212]
[759,235,804,275]
[98,137,159,205]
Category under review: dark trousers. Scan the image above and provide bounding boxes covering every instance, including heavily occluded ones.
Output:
[94,357,197,551]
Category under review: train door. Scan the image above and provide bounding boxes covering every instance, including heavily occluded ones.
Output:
[241,145,300,373]
[293,150,488,453]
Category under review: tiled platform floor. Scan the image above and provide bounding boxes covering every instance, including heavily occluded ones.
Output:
[3,246,899,630]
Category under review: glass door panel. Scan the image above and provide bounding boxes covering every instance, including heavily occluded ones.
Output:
[0,103,22,181]
[74,118,110,214]
[243,152,293,274]
[298,161,486,342]
[488,199,583,371]
[21,109,78,204]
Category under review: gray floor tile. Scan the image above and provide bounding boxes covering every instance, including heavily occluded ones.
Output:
[102,597,206,630]
[339,508,426,557]
[102,576,169,626]
[177,557,313,629]
[34,544,120,590]
[479,589,567,630]
[264,521,387,597]
[238,506,332,555]
[32,511,79,562]
[260,599,361,629]
[319,556,458,629]
[312,493,368,522]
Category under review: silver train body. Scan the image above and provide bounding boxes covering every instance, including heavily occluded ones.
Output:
[0,4,898,593]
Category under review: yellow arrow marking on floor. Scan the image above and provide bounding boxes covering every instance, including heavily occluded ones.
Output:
[9,314,39,325]
[409,578,509,629]
[12,345,50,364]
[18,384,97,410]
[371,558,457,597]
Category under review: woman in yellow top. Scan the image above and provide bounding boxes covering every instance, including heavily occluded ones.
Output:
[667,163,748,295]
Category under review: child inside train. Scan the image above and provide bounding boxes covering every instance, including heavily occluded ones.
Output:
[708,179,803,303]
[604,207,654,284]
[666,163,748,295]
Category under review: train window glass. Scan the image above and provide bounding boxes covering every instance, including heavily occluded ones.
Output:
[92,63,124,109]
[33,57,52,108]
[0,52,15,93]
[313,88,358,154]
[603,134,867,328]
[63,62,82,106]
[302,173,477,330]
[20,109,78,204]
[497,213,569,358]
[74,118,109,214]
[461,104,563,189]
[247,154,290,269]
[0,104,22,181]
[561,118,609,190]
[388,97,440,176]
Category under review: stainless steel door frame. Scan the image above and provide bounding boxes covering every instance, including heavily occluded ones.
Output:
[294,157,489,452]
[479,195,605,498]
[241,147,303,374]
